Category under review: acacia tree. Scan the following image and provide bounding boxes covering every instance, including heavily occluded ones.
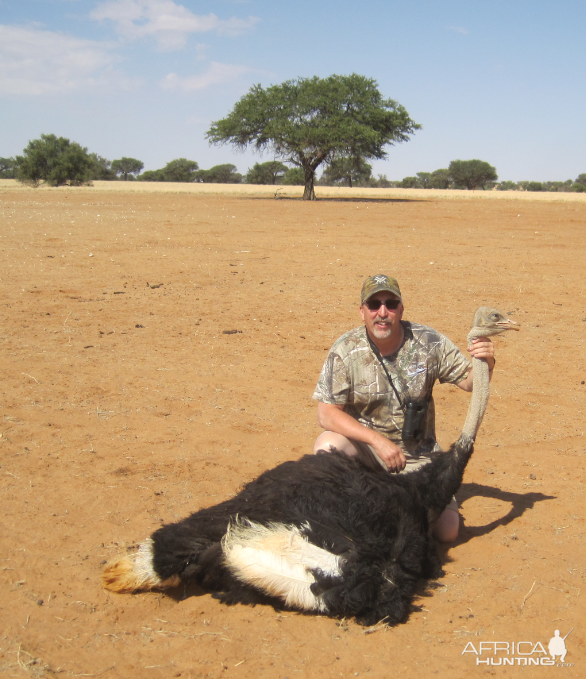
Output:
[111,157,144,181]
[207,74,420,200]
[447,159,497,190]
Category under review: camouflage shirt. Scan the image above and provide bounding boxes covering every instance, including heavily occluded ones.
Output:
[313,321,471,458]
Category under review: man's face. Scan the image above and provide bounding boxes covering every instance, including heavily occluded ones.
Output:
[360,291,404,341]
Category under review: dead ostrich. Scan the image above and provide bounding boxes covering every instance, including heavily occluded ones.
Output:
[102,308,518,626]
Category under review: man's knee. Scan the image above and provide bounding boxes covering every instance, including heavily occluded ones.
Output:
[313,431,358,456]
[432,507,460,543]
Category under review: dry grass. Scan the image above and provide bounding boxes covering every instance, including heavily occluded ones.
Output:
[1,178,585,202]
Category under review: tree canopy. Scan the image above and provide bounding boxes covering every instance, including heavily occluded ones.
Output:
[111,157,144,181]
[447,159,498,190]
[15,134,95,187]
[207,74,420,200]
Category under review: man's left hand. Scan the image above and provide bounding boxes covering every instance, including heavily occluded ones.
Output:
[468,336,495,368]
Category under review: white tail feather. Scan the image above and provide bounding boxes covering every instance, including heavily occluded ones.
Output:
[222,520,343,612]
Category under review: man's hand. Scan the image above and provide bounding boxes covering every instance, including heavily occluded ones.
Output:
[468,336,495,367]
[370,432,406,473]
[458,336,496,392]
[317,402,406,472]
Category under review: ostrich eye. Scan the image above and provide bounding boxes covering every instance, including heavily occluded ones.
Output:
[490,314,499,321]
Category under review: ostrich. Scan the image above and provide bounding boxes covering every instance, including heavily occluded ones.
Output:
[102,308,518,626]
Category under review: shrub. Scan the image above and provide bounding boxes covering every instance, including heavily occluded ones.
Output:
[16,134,94,187]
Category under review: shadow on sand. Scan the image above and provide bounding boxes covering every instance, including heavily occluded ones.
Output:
[454,482,556,546]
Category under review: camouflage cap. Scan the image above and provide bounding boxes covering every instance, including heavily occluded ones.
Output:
[360,275,402,304]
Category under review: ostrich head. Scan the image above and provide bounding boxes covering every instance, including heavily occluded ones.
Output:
[467,307,520,343]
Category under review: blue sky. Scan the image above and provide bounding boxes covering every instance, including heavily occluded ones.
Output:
[1,0,585,181]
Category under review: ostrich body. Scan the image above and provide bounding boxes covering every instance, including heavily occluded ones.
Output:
[103,308,518,625]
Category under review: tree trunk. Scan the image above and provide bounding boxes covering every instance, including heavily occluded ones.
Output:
[302,165,316,200]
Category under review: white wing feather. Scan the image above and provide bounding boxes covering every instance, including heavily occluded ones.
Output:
[222,520,343,612]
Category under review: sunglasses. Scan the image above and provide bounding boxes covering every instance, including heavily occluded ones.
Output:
[364,298,401,311]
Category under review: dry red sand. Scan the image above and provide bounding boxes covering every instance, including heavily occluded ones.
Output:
[1,185,585,678]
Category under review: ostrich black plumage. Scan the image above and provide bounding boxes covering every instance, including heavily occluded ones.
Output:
[102,308,518,626]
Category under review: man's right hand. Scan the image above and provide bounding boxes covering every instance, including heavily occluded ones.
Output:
[371,434,406,473]
[317,402,406,472]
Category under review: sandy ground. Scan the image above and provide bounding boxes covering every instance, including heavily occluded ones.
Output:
[1,183,585,678]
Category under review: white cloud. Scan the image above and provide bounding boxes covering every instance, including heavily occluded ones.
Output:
[160,61,252,92]
[195,42,208,62]
[91,0,259,51]
[0,24,133,95]
[448,26,469,35]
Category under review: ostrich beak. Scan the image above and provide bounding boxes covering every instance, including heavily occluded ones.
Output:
[496,319,520,331]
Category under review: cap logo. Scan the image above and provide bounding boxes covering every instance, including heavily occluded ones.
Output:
[373,276,388,284]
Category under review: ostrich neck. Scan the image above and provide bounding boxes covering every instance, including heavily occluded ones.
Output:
[461,328,491,441]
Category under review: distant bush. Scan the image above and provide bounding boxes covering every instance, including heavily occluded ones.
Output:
[448,159,498,190]
[162,158,199,182]
[195,164,242,183]
[318,158,373,188]
[368,174,394,188]
[245,161,288,185]
[496,181,518,191]
[397,168,451,189]
[137,159,199,182]
[138,169,167,182]
[428,169,451,189]
[573,174,586,192]
[526,182,544,192]
[0,157,16,179]
[16,134,95,187]
[89,154,116,180]
[397,176,419,188]
[280,167,305,185]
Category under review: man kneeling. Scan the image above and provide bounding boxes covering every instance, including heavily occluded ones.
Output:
[312,275,496,542]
